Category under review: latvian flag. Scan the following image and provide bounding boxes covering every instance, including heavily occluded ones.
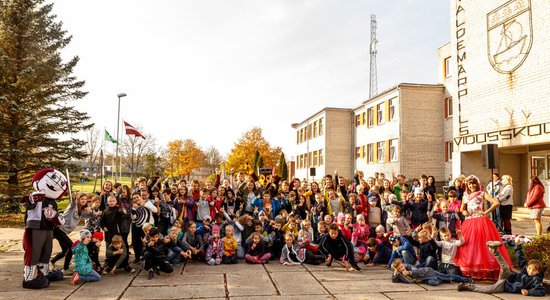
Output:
[123,121,145,139]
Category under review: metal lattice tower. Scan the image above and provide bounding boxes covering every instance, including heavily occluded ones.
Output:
[369,14,378,98]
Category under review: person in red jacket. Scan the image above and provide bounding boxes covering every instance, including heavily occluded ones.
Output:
[525,176,546,236]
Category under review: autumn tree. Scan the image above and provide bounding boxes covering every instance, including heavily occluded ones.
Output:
[225,128,282,175]
[163,139,206,180]
[0,0,91,212]
[204,146,224,176]
[119,131,155,187]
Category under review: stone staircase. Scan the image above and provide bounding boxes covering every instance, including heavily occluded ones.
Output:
[512,206,550,222]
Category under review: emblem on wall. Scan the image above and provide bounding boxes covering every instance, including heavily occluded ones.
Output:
[487,0,532,74]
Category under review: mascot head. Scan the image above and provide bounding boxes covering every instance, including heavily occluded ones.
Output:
[32,168,68,200]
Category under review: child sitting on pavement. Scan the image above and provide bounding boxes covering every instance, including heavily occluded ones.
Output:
[433,227,464,275]
[458,239,546,296]
[319,223,361,271]
[104,235,135,274]
[143,227,173,280]
[70,230,102,285]
[205,225,224,266]
[387,234,416,268]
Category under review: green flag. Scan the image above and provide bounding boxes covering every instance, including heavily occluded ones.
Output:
[104,130,117,144]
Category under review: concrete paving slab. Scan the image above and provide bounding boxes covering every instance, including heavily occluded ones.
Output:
[325,280,426,294]
[0,290,74,300]
[311,269,391,282]
[270,271,328,296]
[121,285,226,299]
[67,271,136,300]
[227,271,278,297]
[132,273,224,287]
[418,282,463,291]
[233,296,334,300]
[335,293,393,300]
[264,262,307,272]
[384,290,500,300]
[486,292,532,300]
[183,260,264,274]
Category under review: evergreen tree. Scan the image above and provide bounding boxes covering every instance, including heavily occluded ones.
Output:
[0,0,91,212]
[278,153,288,181]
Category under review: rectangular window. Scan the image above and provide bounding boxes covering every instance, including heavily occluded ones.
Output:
[389,98,396,120]
[390,139,398,162]
[313,121,317,138]
[444,56,451,78]
[318,118,324,136]
[377,141,385,162]
[296,131,299,144]
[318,149,323,165]
[355,147,361,159]
[313,151,318,166]
[308,152,313,167]
[367,108,374,127]
[355,114,361,127]
[445,97,453,118]
[367,144,374,163]
[299,128,304,143]
[445,141,453,162]
[362,112,366,125]
[377,103,384,125]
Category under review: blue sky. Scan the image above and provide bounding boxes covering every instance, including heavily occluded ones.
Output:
[52,0,450,159]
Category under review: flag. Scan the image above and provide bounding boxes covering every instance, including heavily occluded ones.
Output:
[104,130,117,144]
[123,121,145,139]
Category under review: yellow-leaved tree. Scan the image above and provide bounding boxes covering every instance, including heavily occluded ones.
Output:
[225,127,282,175]
[163,139,206,180]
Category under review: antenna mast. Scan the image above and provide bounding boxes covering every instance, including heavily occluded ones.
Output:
[369,14,378,98]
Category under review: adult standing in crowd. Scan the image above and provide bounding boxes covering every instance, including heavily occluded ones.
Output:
[525,176,546,236]
[496,175,513,234]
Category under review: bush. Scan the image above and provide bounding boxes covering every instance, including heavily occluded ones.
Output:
[522,233,550,278]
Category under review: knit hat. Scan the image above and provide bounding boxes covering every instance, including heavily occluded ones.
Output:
[204,215,212,222]
[80,229,92,240]
[388,235,400,244]
[375,225,385,233]
[92,232,104,241]
[356,214,365,222]
[368,196,377,203]
[414,187,424,195]
[212,225,220,233]
[258,210,266,217]
[337,212,345,222]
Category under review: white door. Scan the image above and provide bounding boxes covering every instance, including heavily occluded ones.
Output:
[530,155,550,206]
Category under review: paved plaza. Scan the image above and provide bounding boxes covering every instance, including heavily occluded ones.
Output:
[0,217,548,300]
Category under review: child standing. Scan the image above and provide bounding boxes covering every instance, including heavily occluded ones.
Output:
[70,230,101,285]
[101,195,125,252]
[386,206,410,236]
[367,196,382,231]
[458,240,546,296]
[432,199,461,237]
[205,225,224,266]
[245,232,271,264]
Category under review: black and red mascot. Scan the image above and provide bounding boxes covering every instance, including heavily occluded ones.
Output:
[22,168,68,289]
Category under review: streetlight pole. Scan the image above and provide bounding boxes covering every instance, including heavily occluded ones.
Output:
[115,93,127,184]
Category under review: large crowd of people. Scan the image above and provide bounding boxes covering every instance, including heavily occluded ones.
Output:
[51,168,547,296]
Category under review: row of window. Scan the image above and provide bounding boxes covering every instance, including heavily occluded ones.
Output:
[355,98,396,127]
[296,149,324,169]
[355,139,399,163]
[296,118,324,145]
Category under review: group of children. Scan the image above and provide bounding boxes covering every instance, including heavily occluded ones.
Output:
[56,170,545,296]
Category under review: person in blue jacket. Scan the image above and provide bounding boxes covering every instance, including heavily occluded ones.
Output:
[387,234,416,268]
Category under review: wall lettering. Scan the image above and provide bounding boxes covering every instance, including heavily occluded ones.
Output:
[454,122,550,146]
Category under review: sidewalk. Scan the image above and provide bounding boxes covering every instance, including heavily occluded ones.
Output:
[0,217,547,299]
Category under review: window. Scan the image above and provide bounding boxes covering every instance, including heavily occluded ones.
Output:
[445,97,453,118]
[308,152,313,167]
[355,114,361,127]
[355,147,361,159]
[390,139,398,161]
[307,124,312,140]
[296,131,299,144]
[313,121,317,138]
[389,98,396,120]
[445,141,453,162]
[444,56,451,78]
[299,128,304,143]
[377,103,384,124]
[318,149,324,165]
[313,151,318,166]
[362,112,366,125]
[318,118,324,136]
[377,141,385,162]
[367,108,374,127]
[367,144,374,163]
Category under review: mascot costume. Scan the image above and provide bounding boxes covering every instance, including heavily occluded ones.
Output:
[22,168,68,289]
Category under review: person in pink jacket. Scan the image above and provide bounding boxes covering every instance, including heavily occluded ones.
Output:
[525,176,546,236]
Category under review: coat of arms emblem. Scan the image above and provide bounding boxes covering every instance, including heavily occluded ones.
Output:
[487,0,533,73]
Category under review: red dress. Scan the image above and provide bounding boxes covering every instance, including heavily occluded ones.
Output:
[455,191,512,280]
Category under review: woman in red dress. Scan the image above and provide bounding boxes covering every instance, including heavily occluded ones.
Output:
[455,175,512,280]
